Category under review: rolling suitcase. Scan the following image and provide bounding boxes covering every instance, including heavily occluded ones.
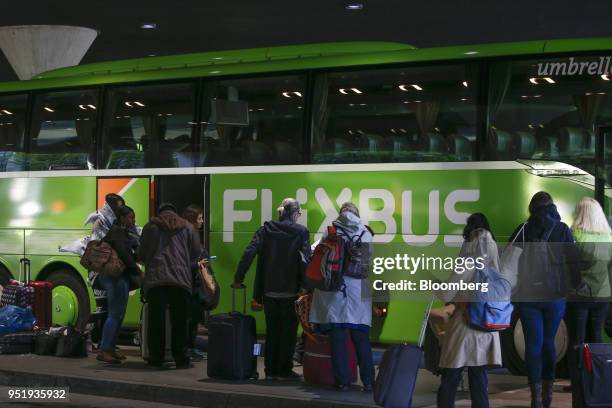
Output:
[139,302,173,362]
[374,298,433,408]
[303,332,357,386]
[0,332,35,354]
[0,259,53,328]
[207,287,258,380]
[575,343,612,408]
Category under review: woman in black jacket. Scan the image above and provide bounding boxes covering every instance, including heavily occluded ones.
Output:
[97,206,141,364]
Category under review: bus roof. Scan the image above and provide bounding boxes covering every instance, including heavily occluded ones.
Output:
[1,38,611,92]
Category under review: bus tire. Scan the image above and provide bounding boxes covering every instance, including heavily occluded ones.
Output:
[501,310,569,378]
[0,264,10,286]
[47,270,90,329]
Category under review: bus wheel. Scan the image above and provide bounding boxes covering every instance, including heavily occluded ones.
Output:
[501,310,569,378]
[47,270,90,329]
[0,264,10,286]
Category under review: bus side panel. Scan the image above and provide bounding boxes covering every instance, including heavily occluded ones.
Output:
[208,168,596,343]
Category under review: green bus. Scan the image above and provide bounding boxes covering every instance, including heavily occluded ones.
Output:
[0,39,611,375]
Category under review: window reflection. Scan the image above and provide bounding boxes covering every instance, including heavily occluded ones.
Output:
[0,94,27,171]
[311,65,478,164]
[103,83,195,169]
[30,90,99,170]
[199,76,305,166]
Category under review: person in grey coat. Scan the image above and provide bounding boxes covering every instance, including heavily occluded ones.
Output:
[309,202,375,392]
[139,203,201,369]
[436,213,502,408]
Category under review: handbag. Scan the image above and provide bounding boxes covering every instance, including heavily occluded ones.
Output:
[198,262,220,310]
[80,240,125,278]
[295,293,314,334]
[500,223,525,292]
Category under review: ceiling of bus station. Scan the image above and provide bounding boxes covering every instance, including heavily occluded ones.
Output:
[0,0,610,81]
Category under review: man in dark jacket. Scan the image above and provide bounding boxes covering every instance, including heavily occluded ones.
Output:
[139,203,201,368]
[233,198,310,381]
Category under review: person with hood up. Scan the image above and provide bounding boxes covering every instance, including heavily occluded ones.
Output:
[509,191,581,408]
[309,202,375,392]
[232,198,311,381]
[139,203,201,369]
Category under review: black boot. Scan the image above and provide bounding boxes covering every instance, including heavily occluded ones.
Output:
[542,380,554,408]
[530,383,543,408]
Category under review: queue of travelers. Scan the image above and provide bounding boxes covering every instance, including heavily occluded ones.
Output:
[86,191,611,407]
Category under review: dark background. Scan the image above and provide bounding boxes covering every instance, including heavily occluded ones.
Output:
[0,0,610,81]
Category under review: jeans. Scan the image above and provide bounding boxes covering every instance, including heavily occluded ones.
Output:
[147,286,191,366]
[518,300,566,384]
[263,296,298,377]
[329,328,375,386]
[437,367,489,408]
[565,301,610,407]
[98,274,129,353]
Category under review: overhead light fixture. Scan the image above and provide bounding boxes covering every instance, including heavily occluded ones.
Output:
[462,81,468,87]
[399,84,423,91]
[339,88,363,95]
[78,105,87,110]
[124,102,133,107]
[464,51,479,55]
[147,54,156,57]
[460,98,469,101]
[88,104,96,109]
[43,107,54,112]
[351,88,362,94]
[345,3,364,10]
[529,77,556,85]
[133,101,145,107]
[543,77,555,84]
[602,74,611,81]
[282,91,303,98]
[1,109,13,115]
[140,23,157,29]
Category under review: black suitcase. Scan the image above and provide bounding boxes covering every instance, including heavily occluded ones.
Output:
[0,332,35,354]
[34,331,59,355]
[207,288,258,380]
[575,343,612,408]
[374,299,433,408]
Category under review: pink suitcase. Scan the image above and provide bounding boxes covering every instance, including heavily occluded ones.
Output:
[303,333,357,386]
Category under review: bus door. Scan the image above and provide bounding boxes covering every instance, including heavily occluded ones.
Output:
[153,175,207,246]
[595,125,612,221]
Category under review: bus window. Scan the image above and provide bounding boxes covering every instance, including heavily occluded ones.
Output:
[487,57,612,174]
[311,65,478,164]
[30,89,99,171]
[0,94,27,172]
[102,82,196,169]
[200,75,305,166]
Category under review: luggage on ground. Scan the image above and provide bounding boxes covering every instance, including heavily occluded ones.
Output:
[34,330,59,355]
[0,259,53,328]
[139,301,172,362]
[575,343,612,408]
[55,326,88,358]
[304,226,345,291]
[207,287,258,380]
[0,332,35,354]
[80,240,125,278]
[374,298,433,408]
[303,332,357,386]
[0,305,36,335]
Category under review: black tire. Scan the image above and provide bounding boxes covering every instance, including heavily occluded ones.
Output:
[47,270,90,330]
[0,263,11,286]
[501,309,569,378]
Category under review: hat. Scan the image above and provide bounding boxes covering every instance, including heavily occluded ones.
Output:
[158,203,177,214]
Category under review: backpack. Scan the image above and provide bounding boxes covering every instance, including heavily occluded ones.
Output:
[465,266,513,331]
[336,225,370,279]
[80,240,125,278]
[517,223,564,301]
[304,226,345,292]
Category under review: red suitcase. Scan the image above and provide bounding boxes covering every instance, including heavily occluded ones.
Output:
[1,259,53,328]
[303,332,357,386]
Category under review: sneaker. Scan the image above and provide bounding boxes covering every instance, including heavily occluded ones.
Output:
[96,351,121,364]
[277,371,302,381]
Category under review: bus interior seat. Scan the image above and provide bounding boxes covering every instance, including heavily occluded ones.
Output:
[423,133,448,154]
[514,130,537,158]
[326,138,351,153]
[242,140,271,165]
[273,141,301,163]
[558,127,587,156]
[489,129,517,160]
[447,134,473,160]
[365,134,384,152]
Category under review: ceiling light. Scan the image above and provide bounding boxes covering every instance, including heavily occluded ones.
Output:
[2,110,13,115]
[124,102,133,107]
[543,77,556,84]
[140,23,157,29]
[339,88,349,95]
[462,81,468,87]
[399,84,423,91]
[464,51,479,55]
[78,105,87,110]
[345,3,364,10]
[339,88,362,95]
[602,74,611,81]
[351,88,362,94]
[282,91,303,98]
[529,78,539,84]
[43,107,54,112]
[88,104,96,109]
[147,54,156,57]
[460,98,469,101]
[133,101,145,107]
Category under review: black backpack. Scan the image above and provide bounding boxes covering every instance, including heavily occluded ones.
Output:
[517,223,564,301]
[336,225,371,280]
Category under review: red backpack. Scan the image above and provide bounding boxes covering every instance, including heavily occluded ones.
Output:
[304,226,345,292]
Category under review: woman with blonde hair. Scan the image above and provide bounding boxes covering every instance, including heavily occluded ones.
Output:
[567,197,612,407]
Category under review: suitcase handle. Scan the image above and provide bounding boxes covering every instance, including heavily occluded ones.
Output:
[231,287,247,314]
[19,258,30,285]
[417,297,435,348]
